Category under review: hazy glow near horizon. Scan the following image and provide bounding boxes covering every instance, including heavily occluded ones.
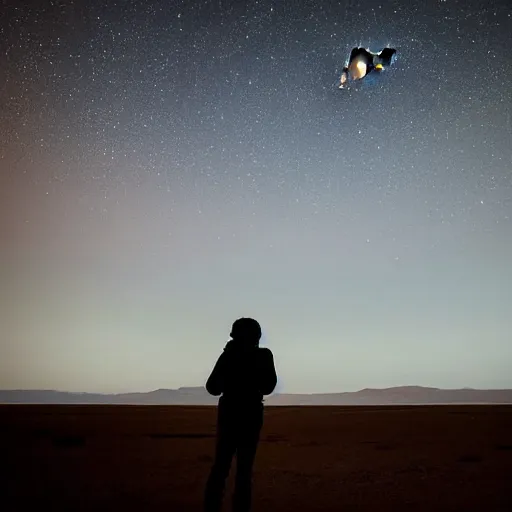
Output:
[1,0,511,394]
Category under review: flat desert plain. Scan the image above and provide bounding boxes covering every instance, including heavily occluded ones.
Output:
[2,404,511,511]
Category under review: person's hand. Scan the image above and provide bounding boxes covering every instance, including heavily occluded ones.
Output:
[224,339,235,351]
[339,71,347,88]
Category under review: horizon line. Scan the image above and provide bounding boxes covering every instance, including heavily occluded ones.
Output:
[2,384,512,395]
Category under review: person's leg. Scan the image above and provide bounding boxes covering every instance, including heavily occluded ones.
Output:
[204,405,237,512]
[232,406,263,512]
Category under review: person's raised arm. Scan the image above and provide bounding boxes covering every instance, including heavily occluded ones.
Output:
[205,352,227,396]
[259,348,277,395]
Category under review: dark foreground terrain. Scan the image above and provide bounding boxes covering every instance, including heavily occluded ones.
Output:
[2,405,511,511]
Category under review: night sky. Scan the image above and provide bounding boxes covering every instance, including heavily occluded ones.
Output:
[1,0,511,394]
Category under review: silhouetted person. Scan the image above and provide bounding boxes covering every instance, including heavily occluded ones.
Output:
[204,318,277,512]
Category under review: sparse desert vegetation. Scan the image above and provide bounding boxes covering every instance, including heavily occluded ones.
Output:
[2,405,511,511]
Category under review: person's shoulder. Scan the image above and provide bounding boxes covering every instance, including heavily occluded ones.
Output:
[258,347,274,358]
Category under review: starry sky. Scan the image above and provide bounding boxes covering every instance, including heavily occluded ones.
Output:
[1,0,511,394]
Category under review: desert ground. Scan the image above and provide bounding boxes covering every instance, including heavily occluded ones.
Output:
[2,404,511,511]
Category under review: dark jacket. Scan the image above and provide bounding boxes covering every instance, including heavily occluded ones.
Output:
[206,340,277,404]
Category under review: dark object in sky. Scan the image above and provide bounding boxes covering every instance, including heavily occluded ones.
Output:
[204,317,277,512]
[339,47,397,88]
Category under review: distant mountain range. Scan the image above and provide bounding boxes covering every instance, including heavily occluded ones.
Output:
[1,386,512,405]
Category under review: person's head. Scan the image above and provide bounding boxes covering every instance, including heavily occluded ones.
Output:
[349,57,367,80]
[230,317,262,347]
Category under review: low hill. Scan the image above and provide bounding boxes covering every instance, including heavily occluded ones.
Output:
[1,386,511,405]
